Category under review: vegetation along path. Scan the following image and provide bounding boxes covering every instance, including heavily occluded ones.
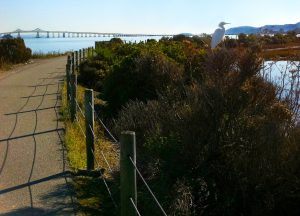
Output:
[0,56,76,215]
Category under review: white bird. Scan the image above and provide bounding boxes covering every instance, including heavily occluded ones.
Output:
[211,22,230,49]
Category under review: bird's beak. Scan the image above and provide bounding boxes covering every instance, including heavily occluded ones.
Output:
[225,22,230,25]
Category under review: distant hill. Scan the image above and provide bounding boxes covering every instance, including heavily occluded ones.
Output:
[1,34,13,39]
[226,22,300,35]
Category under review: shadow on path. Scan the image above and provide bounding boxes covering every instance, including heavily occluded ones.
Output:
[0,68,76,215]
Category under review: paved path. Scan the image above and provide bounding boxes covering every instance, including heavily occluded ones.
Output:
[0,57,76,215]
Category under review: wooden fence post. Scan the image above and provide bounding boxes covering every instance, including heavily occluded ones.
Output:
[67,54,72,65]
[121,131,137,216]
[70,73,77,122]
[71,52,75,74]
[66,59,71,102]
[91,46,94,56]
[75,51,78,72]
[85,89,95,170]
[83,48,86,60]
[79,49,82,64]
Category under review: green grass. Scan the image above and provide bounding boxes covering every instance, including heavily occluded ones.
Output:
[61,81,120,215]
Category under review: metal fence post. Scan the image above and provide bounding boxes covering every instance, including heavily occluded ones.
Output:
[85,89,95,170]
[121,131,137,216]
[70,73,77,122]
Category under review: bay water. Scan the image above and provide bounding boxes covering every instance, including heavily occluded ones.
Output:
[23,36,163,53]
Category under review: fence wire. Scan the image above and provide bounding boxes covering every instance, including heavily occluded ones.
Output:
[130,197,142,216]
[75,99,85,119]
[75,115,86,138]
[100,150,113,173]
[89,124,96,139]
[89,146,118,209]
[89,124,115,173]
[90,102,118,143]
[129,156,167,216]
[67,81,118,208]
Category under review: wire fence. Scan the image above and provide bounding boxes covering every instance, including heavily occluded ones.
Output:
[66,48,168,215]
[129,156,167,216]
[92,103,119,144]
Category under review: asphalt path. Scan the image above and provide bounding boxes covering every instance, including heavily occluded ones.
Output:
[0,57,76,215]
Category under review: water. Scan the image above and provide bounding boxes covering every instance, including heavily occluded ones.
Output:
[23,36,163,53]
[262,61,300,86]
[262,61,300,118]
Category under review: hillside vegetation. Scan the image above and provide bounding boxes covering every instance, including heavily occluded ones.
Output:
[78,36,299,215]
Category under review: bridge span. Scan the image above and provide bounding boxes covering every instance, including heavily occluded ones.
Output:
[0,28,174,38]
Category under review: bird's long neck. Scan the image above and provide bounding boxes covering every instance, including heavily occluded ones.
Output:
[219,24,225,30]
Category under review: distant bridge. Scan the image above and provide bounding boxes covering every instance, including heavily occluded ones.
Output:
[0,28,174,38]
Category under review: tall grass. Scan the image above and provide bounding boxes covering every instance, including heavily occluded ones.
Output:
[61,81,119,215]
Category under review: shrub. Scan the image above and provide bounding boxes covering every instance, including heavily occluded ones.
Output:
[102,49,183,116]
[78,60,109,91]
[76,40,300,215]
[0,38,31,65]
[113,48,300,215]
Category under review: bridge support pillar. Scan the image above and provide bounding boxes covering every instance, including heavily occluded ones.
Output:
[36,31,40,38]
[63,32,65,38]
[47,32,49,38]
[17,31,21,38]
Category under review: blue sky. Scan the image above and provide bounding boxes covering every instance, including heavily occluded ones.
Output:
[0,0,299,34]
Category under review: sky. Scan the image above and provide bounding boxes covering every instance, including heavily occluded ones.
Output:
[0,0,300,34]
